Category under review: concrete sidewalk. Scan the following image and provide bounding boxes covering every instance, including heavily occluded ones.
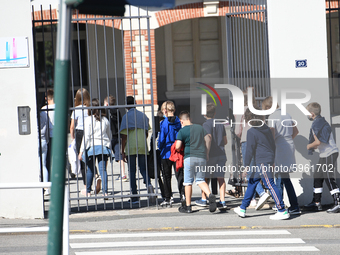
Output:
[1,194,340,234]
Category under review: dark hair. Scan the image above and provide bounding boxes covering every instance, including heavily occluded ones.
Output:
[206,103,216,118]
[46,89,54,100]
[126,96,135,105]
[88,98,106,121]
[179,111,190,120]
[244,107,265,126]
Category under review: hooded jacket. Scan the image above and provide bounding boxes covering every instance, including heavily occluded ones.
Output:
[158,116,181,159]
[244,124,276,167]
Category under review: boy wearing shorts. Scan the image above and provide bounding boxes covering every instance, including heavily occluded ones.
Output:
[176,111,216,213]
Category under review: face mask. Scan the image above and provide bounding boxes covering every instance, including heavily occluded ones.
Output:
[163,115,166,118]
[307,115,313,121]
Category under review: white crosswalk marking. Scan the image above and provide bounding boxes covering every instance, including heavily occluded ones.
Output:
[70,230,319,254]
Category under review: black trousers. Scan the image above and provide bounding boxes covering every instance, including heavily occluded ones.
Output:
[161,159,184,200]
[75,129,86,186]
[161,159,174,200]
[314,152,339,202]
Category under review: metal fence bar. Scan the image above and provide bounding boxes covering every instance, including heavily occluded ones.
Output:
[32,4,162,212]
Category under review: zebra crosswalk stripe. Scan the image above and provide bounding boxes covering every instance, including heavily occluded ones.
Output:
[70,229,320,254]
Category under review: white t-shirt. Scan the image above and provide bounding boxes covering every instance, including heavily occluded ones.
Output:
[71,105,88,130]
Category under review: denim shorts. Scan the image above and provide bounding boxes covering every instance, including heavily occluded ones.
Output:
[205,155,227,178]
[183,157,206,186]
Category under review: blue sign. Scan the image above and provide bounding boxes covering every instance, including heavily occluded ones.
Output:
[295,59,307,68]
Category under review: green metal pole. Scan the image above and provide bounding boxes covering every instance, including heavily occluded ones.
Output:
[47,1,72,254]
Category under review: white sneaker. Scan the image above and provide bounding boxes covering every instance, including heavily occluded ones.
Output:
[270,210,290,220]
[234,206,246,218]
[255,193,270,210]
[272,205,278,211]
[250,199,257,207]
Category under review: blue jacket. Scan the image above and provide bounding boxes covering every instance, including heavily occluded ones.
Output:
[158,116,181,159]
[244,125,276,167]
[308,115,332,155]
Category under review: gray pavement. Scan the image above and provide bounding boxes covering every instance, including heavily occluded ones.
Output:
[1,169,340,254]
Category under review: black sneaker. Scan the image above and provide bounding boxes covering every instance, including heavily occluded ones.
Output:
[327,204,340,213]
[178,205,192,213]
[288,207,301,215]
[304,201,322,211]
[217,201,228,210]
[208,194,217,212]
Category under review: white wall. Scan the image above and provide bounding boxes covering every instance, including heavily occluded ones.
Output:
[267,0,335,205]
[0,0,44,218]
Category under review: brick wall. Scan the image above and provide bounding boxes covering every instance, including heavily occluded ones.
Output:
[124,29,157,106]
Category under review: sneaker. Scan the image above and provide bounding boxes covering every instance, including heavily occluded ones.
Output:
[127,198,139,204]
[160,199,170,207]
[170,197,174,204]
[288,207,301,215]
[195,199,208,207]
[272,205,278,211]
[217,201,228,210]
[234,206,246,218]
[250,199,257,207]
[178,205,192,213]
[44,189,50,196]
[122,176,128,182]
[327,204,340,213]
[304,201,322,211]
[208,194,217,213]
[270,210,290,220]
[255,193,270,211]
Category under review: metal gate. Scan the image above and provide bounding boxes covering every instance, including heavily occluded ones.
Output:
[32,5,159,213]
[225,0,271,185]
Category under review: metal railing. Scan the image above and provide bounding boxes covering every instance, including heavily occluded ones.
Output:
[32,4,160,213]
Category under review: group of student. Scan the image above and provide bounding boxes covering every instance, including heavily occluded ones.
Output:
[232,90,340,220]
[69,88,155,201]
[158,92,340,219]
[39,87,340,217]
[157,101,228,213]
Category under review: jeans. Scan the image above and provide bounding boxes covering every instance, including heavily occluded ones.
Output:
[241,163,285,212]
[276,172,299,210]
[241,142,265,198]
[128,154,151,195]
[40,139,48,183]
[86,154,108,194]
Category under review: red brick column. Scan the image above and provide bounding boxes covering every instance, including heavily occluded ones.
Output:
[124,29,157,106]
